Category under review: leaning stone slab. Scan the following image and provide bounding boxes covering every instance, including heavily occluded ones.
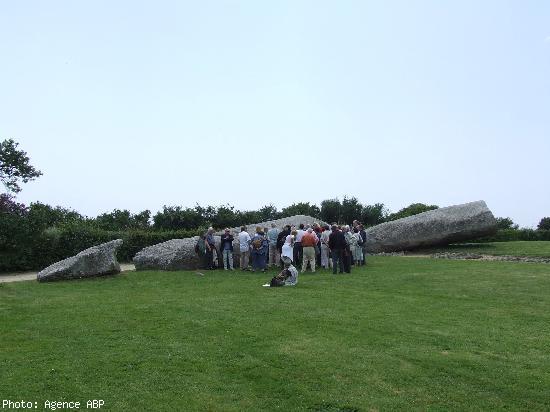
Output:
[364,201,497,253]
[133,237,207,271]
[37,239,123,282]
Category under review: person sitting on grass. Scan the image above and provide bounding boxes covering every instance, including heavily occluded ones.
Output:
[266,256,298,287]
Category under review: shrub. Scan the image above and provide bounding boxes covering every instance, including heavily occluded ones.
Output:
[94,209,151,230]
[360,203,389,227]
[320,198,341,224]
[495,217,519,230]
[474,228,550,242]
[341,196,363,225]
[537,217,550,231]
[280,202,320,219]
[388,203,438,221]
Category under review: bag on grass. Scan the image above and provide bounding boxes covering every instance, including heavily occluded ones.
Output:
[270,277,285,287]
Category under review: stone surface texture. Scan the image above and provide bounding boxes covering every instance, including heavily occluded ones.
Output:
[364,200,497,253]
[218,215,328,236]
[133,238,202,271]
[133,215,327,271]
[37,239,123,282]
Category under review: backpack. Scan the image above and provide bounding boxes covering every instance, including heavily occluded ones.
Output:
[270,277,286,287]
[195,238,205,255]
[252,238,263,250]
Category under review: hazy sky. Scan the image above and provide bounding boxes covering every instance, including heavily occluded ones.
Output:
[1,1,549,227]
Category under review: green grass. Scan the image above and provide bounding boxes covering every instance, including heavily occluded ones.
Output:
[414,241,550,257]
[1,257,550,411]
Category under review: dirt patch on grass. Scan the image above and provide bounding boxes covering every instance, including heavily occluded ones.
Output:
[0,263,135,283]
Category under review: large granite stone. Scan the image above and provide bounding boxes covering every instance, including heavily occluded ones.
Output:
[37,239,123,282]
[217,214,327,236]
[133,215,327,271]
[133,238,203,271]
[364,200,497,253]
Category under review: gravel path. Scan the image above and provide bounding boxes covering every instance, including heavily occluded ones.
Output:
[0,263,136,283]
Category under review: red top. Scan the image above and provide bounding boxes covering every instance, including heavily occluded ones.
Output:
[301,232,318,247]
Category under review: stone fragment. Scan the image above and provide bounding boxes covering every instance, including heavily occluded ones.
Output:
[37,239,123,282]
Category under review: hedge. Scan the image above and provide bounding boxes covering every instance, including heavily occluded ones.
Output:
[473,229,550,243]
[0,218,201,272]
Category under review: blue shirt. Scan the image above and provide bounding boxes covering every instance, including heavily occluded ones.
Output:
[267,228,280,246]
[206,233,215,247]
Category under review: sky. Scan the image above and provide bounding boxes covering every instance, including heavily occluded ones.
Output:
[1,1,549,227]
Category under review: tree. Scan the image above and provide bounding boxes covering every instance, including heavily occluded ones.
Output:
[258,204,280,221]
[95,209,151,230]
[194,204,217,224]
[212,205,239,229]
[360,203,388,227]
[153,206,204,230]
[320,198,341,224]
[388,203,439,221]
[495,217,518,230]
[0,139,42,193]
[237,210,262,226]
[537,217,550,231]
[26,202,84,229]
[280,202,320,219]
[341,196,363,225]
[0,193,27,216]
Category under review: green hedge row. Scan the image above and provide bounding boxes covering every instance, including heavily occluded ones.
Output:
[474,229,550,242]
[0,218,200,272]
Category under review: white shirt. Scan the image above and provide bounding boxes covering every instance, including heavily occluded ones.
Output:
[238,231,251,252]
[285,265,299,286]
[295,229,305,242]
[321,230,331,244]
[282,236,294,261]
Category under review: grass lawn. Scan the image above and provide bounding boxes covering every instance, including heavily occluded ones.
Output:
[413,241,550,258]
[1,257,550,411]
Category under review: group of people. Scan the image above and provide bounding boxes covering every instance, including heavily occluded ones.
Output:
[196,220,368,277]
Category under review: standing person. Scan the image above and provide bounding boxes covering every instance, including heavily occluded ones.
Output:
[263,227,270,266]
[281,234,294,263]
[276,224,291,267]
[351,227,363,266]
[220,228,234,270]
[359,224,367,265]
[204,227,216,270]
[328,225,345,274]
[195,234,207,268]
[312,223,322,267]
[342,226,353,273]
[301,228,318,273]
[293,224,305,267]
[238,226,251,270]
[320,224,332,269]
[267,223,281,268]
[250,227,268,272]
